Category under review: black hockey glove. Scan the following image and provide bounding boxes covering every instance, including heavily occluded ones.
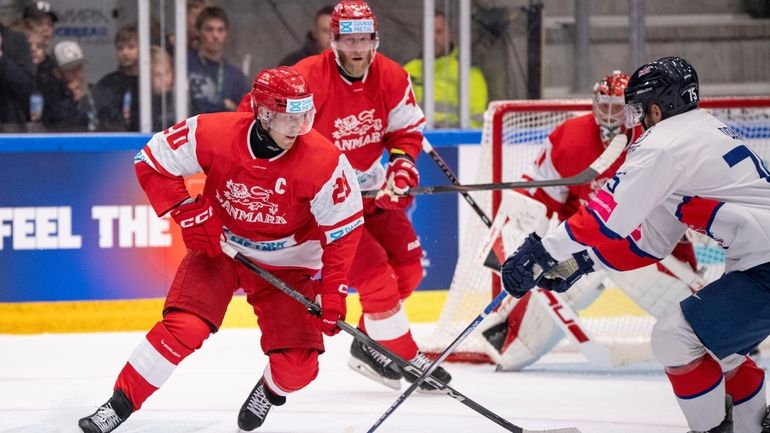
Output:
[501,233,558,298]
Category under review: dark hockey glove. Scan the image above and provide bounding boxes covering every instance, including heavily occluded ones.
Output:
[501,233,558,298]
[538,250,595,293]
[375,153,419,210]
[171,195,224,257]
[316,281,348,336]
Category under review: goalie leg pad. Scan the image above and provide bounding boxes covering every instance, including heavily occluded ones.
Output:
[609,262,693,318]
[725,356,766,433]
[492,292,563,371]
[115,310,211,410]
[264,348,319,396]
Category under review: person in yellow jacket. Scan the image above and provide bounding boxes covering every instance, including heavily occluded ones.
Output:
[404,11,488,128]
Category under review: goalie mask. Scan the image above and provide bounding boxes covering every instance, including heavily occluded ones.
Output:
[592,70,629,144]
[250,66,315,137]
[624,56,699,129]
[330,0,379,78]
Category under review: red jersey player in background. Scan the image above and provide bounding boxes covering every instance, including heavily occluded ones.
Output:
[78,66,363,433]
[478,71,699,371]
[238,0,452,392]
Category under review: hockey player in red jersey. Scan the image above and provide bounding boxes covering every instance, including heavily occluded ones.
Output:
[77,66,363,433]
[480,71,699,371]
[236,0,451,391]
[502,56,770,433]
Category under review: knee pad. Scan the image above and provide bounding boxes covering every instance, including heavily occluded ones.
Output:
[265,349,319,395]
[392,261,423,300]
[355,265,401,314]
[651,306,706,366]
[162,310,212,351]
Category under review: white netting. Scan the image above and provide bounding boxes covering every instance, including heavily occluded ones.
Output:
[421,97,770,365]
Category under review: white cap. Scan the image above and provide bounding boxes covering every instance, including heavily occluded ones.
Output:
[53,41,84,71]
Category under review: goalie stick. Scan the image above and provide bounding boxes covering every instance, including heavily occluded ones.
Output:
[220,243,577,433]
[362,133,628,197]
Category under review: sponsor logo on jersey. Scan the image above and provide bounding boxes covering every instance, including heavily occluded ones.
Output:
[407,239,421,251]
[325,216,364,243]
[332,109,383,151]
[216,180,287,225]
[227,232,295,252]
[587,189,617,222]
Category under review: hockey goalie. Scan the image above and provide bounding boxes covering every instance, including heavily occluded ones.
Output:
[476,71,701,370]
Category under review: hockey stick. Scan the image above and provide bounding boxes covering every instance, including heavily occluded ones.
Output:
[367,291,579,433]
[362,134,627,197]
[428,130,625,366]
[477,205,615,367]
[421,138,502,272]
[220,243,565,433]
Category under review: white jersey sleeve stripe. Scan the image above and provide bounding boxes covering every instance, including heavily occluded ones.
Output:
[385,77,426,135]
[143,117,203,177]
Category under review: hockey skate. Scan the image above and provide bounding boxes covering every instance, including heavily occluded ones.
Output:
[237,377,285,431]
[347,337,403,390]
[402,351,453,393]
[78,389,133,433]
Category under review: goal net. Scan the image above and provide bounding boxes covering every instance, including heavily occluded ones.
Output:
[421,97,770,366]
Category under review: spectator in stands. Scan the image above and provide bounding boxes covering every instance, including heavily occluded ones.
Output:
[187,6,248,115]
[278,5,333,66]
[22,1,57,46]
[96,25,139,131]
[403,11,488,128]
[151,46,176,131]
[40,40,99,132]
[166,0,208,54]
[26,30,45,66]
[0,21,35,131]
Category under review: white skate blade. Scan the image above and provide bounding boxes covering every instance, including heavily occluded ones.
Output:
[347,357,401,390]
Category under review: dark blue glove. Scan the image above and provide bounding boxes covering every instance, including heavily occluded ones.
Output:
[538,250,595,293]
[501,233,558,298]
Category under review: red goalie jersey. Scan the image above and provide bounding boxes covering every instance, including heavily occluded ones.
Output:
[134,112,364,283]
[521,113,637,221]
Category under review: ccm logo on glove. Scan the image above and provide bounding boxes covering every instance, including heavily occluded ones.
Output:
[177,207,213,228]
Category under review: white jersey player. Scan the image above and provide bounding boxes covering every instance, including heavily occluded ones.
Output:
[501,56,770,433]
[478,71,699,371]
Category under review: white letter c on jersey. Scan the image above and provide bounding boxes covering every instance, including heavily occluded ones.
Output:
[275,178,286,194]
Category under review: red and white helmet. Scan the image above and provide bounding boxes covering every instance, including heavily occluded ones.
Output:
[592,70,630,143]
[330,1,379,70]
[250,66,315,136]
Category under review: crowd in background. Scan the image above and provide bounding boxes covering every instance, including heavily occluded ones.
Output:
[0,0,486,133]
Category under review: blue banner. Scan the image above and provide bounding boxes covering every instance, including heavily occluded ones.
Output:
[0,132,478,302]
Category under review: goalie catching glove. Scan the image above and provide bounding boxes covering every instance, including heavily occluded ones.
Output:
[171,195,224,257]
[501,233,594,298]
[315,281,348,336]
[375,151,419,210]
